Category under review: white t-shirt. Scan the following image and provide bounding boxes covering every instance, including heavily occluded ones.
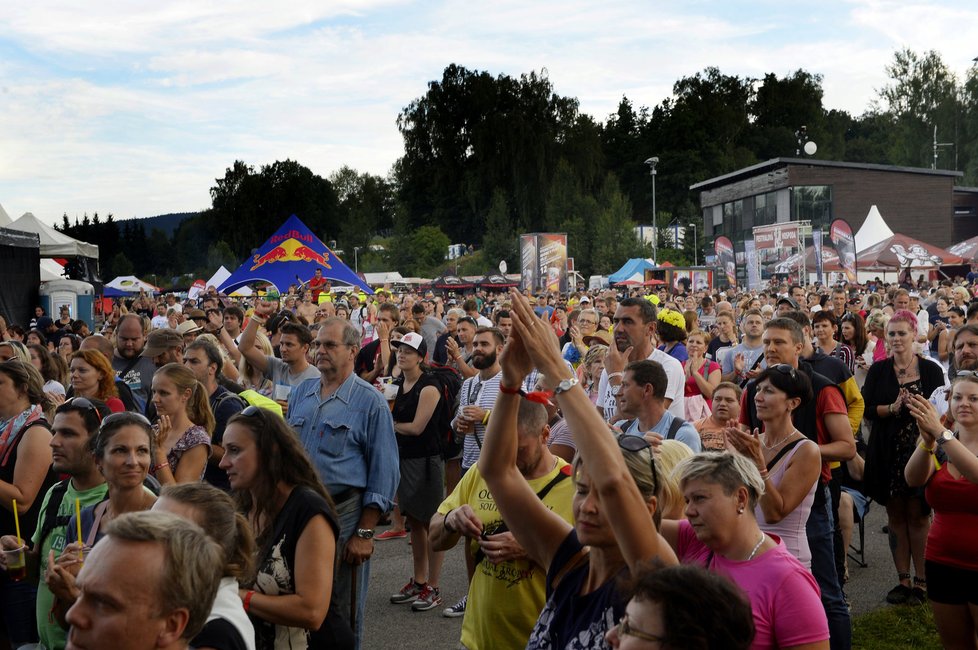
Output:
[151,315,169,329]
[597,348,685,421]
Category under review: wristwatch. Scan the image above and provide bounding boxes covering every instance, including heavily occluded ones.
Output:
[936,430,956,446]
[552,376,579,396]
[355,528,375,540]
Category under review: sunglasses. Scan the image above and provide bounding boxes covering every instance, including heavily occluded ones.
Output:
[457,317,478,327]
[615,613,664,644]
[616,435,659,497]
[955,370,978,379]
[57,396,104,422]
[768,363,798,380]
[101,411,153,429]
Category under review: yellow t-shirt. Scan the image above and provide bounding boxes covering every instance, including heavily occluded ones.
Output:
[437,460,575,650]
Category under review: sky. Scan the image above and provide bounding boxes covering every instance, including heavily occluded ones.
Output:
[1,0,976,227]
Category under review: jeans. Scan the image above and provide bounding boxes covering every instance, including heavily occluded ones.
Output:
[0,575,39,649]
[807,485,852,650]
[333,494,371,650]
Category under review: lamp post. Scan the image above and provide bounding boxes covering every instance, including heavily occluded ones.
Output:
[689,222,698,266]
[354,246,361,274]
[644,157,659,263]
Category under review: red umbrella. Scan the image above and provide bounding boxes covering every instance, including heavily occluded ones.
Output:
[948,236,978,264]
[643,278,666,286]
[615,279,643,287]
[857,234,966,270]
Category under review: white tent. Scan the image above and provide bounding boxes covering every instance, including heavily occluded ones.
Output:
[105,275,161,293]
[0,203,11,228]
[362,271,406,286]
[205,266,232,290]
[854,205,894,253]
[8,212,99,258]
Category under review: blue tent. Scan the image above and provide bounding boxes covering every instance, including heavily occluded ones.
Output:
[219,215,373,295]
[608,258,656,284]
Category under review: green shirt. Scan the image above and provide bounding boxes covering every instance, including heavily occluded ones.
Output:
[31,480,108,650]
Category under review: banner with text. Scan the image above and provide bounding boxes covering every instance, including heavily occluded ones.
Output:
[829,219,857,283]
[744,239,761,290]
[714,236,736,288]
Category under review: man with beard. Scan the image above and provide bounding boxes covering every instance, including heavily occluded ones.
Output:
[597,297,685,422]
[430,400,574,646]
[0,397,110,650]
[442,327,505,619]
[112,314,158,413]
[932,324,978,419]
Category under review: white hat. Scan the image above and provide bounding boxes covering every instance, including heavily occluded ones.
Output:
[390,331,427,356]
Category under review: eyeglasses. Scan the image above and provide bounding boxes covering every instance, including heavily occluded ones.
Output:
[956,370,978,379]
[617,435,659,498]
[457,317,478,327]
[768,363,798,380]
[310,340,349,350]
[57,396,103,423]
[615,614,664,644]
[101,411,152,429]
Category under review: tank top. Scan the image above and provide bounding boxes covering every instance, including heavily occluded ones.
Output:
[755,438,817,569]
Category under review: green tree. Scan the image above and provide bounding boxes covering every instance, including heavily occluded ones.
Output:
[109,251,134,277]
[590,174,648,274]
[206,240,237,274]
[481,188,516,271]
[410,225,451,275]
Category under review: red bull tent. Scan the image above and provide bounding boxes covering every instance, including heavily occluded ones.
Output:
[219,215,373,295]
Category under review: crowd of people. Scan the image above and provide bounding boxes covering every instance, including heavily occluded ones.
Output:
[0,272,975,648]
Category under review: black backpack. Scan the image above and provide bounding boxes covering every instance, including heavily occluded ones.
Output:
[425,364,463,459]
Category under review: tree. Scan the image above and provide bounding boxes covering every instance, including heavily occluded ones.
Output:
[590,174,648,274]
[109,252,134,277]
[481,189,516,271]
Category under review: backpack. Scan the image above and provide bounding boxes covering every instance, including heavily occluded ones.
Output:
[618,416,687,441]
[425,364,463,459]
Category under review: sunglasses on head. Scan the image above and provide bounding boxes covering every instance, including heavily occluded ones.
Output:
[956,370,978,379]
[616,434,659,498]
[57,396,103,423]
[100,411,152,429]
[768,363,798,380]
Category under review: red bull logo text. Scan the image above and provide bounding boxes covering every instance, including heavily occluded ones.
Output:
[251,238,332,271]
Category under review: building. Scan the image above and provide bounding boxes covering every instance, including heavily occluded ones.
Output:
[690,158,971,282]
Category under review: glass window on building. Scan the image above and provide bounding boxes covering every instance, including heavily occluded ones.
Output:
[754,191,778,226]
[791,186,833,228]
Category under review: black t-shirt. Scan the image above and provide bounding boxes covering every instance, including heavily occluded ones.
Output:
[392,374,442,459]
[205,387,246,490]
[354,339,382,377]
[192,618,247,650]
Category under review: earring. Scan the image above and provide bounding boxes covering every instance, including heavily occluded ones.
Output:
[737,507,744,514]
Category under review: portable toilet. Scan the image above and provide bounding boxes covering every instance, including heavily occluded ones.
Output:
[39,280,95,329]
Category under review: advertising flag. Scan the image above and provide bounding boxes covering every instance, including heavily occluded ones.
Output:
[813,230,824,285]
[829,219,857,283]
[714,236,736,288]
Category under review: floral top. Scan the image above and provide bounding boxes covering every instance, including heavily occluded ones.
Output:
[166,425,211,481]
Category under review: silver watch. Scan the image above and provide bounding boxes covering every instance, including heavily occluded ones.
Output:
[552,377,579,395]
[355,528,374,539]
[936,430,956,446]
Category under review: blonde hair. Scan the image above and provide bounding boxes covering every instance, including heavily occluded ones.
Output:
[154,363,215,434]
[657,440,695,518]
[239,330,273,388]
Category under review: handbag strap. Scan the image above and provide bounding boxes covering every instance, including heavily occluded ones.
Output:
[766,438,804,472]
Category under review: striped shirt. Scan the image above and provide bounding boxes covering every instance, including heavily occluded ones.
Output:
[458,371,503,470]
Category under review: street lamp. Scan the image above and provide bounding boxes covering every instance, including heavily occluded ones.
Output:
[689,222,698,266]
[644,157,659,263]
[354,246,362,274]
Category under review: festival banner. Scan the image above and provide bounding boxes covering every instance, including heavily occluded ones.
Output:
[520,234,538,292]
[537,233,569,294]
[812,230,824,285]
[744,239,761,291]
[752,223,802,250]
[714,236,736,288]
[829,219,857,283]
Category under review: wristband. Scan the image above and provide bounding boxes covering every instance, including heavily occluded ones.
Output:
[918,441,936,453]
[758,469,769,481]
[498,382,553,405]
[498,383,526,397]
[154,461,170,473]
[607,371,624,380]
[482,410,491,425]
[243,590,255,613]
[443,509,457,533]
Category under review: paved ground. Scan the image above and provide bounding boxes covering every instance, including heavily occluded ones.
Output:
[359,504,904,649]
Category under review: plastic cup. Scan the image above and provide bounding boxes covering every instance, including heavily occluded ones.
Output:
[4,546,26,582]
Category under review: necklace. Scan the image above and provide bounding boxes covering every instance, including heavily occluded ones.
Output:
[894,355,916,377]
[761,430,797,450]
[746,532,766,561]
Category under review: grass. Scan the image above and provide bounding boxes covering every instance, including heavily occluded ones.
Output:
[852,603,943,649]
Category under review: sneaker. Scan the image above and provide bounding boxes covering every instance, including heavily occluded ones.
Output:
[411,584,443,612]
[909,587,927,606]
[376,529,408,541]
[885,583,911,605]
[391,579,426,604]
[442,595,467,618]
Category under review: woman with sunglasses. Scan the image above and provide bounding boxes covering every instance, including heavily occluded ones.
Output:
[863,309,945,605]
[151,363,215,485]
[220,407,348,650]
[659,453,829,650]
[0,360,57,649]
[45,411,157,628]
[725,366,821,569]
[905,374,978,648]
[480,289,676,648]
[70,350,126,413]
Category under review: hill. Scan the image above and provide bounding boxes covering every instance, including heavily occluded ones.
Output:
[123,212,199,237]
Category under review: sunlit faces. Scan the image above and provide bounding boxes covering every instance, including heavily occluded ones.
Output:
[686,333,707,357]
[812,318,836,343]
[395,344,423,371]
[96,425,152,490]
[616,370,648,419]
[753,378,799,421]
[218,422,259,491]
[182,348,214,384]
[470,333,501,370]
[612,305,653,353]
[711,387,740,423]
[312,323,355,377]
[572,466,614,548]
[949,379,978,426]
[605,599,664,649]
[70,357,103,397]
[277,333,308,364]
[741,315,764,339]
[456,321,477,345]
[840,320,856,345]
[761,326,802,367]
[51,411,96,476]
[954,330,978,370]
[682,478,742,546]
[115,318,144,359]
[151,374,191,418]
[885,319,914,353]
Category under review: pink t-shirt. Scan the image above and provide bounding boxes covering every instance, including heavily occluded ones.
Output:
[677,520,828,650]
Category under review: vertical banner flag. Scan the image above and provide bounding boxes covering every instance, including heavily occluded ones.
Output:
[520,235,538,292]
[744,239,761,291]
[812,230,824,285]
[829,219,857,283]
[714,236,736,288]
[537,233,569,294]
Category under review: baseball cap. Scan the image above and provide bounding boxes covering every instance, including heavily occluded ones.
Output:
[776,296,799,309]
[390,331,427,356]
[143,329,185,356]
[579,295,592,304]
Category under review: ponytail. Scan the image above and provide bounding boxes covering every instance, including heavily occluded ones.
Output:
[187,380,216,435]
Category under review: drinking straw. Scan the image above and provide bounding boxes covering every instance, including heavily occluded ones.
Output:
[11,499,21,546]
[75,498,83,561]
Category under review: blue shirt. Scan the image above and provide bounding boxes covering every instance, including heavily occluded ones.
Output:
[617,411,702,453]
[288,372,399,513]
